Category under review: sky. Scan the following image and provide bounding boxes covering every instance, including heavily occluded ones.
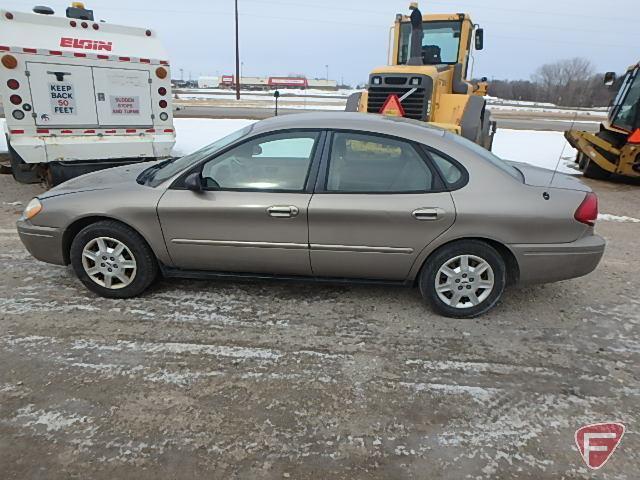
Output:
[4,0,638,85]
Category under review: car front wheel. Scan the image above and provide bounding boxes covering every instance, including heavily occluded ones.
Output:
[70,220,158,298]
[419,240,506,318]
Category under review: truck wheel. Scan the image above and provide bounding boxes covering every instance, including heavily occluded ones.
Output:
[70,220,158,298]
[583,157,611,180]
[419,240,506,318]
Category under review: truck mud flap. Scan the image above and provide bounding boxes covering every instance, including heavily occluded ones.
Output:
[6,137,40,184]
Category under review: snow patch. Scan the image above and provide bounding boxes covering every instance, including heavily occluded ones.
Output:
[398,381,498,402]
[598,213,640,223]
[172,118,256,156]
[70,338,282,360]
[492,129,575,173]
[15,404,86,432]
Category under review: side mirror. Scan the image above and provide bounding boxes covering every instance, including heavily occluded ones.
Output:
[184,172,203,192]
[252,145,263,156]
[475,28,484,51]
[604,71,616,86]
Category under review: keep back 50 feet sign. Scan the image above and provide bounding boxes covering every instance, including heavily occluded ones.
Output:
[49,82,76,114]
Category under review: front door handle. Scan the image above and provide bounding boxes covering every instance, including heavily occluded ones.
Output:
[412,207,440,221]
[267,205,299,218]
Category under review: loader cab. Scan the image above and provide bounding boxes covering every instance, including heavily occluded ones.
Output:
[394,13,480,78]
[609,65,640,133]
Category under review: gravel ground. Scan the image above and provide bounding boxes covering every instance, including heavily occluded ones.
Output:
[0,169,638,479]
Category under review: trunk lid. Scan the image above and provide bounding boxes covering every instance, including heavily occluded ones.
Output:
[507,161,591,192]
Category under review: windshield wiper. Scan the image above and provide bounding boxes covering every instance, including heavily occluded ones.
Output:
[136,158,175,185]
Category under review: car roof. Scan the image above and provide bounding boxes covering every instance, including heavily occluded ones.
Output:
[250,112,447,143]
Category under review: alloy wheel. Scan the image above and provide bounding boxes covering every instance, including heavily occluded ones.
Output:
[81,237,137,289]
[434,254,494,309]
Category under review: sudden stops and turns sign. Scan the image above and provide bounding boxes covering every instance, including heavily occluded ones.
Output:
[49,83,76,114]
[110,96,140,115]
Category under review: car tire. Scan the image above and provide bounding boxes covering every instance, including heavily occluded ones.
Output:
[419,240,506,318]
[583,157,611,180]
[70,220,158,298]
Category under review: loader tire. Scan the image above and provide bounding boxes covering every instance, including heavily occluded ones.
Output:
[345,92,362,112]
[577,152,588,170]
[583,158,611,180]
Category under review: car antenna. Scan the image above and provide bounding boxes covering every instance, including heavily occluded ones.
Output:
[548,111,579,190]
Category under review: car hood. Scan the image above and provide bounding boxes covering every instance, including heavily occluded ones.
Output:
[39,162,156,199]
[507,161,591,192]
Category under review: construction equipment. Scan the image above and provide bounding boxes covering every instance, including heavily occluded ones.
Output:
[565,62,640,180]
[346,7,494,150]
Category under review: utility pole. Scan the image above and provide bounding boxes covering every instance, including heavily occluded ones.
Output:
[325,64,329,81]
[235,0,241,100]
[180,68,184,82]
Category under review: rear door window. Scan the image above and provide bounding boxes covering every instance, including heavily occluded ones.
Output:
[326,132,436,192]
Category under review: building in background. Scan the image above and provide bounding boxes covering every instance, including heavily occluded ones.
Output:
[197,75,338,91]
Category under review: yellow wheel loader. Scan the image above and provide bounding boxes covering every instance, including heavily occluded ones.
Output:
[346,9,494,150]
[565,62,640,180]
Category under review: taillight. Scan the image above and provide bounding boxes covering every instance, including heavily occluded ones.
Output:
[9,94,22,105]
[159,99,167,108]
[158,87,167,95]
[155,67,168,79]
[628,128,640,144]
[7,79,19,90]
[574,192,598,226]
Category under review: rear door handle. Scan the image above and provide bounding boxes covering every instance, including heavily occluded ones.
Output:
[267,205,299,218]
[412,207,440,221]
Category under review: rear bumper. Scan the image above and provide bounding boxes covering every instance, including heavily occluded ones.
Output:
[16,220,66,266]
[9,133,175,164]
[510,234,605,284]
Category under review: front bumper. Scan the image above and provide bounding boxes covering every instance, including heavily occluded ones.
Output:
[510,234,605,284]
[16,220,66,266]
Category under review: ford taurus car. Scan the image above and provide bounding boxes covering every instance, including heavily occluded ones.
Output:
[17,112,605,318]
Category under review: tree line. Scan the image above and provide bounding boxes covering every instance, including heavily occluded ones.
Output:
[484,57,616,108]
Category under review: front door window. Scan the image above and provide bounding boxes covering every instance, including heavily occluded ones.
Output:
[201,131,320,191]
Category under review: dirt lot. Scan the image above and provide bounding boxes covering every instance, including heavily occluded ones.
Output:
[0,169,638,479]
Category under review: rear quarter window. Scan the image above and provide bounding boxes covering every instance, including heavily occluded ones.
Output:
[422,147,469,190]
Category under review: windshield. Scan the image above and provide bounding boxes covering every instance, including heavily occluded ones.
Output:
[611,68,640,132]
[142,124,255,187]
[443,132,524,182]
[398,20,462,65]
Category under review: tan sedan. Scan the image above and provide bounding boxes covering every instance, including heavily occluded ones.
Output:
[17,113,605,317]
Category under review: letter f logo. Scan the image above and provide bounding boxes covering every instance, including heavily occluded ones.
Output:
[575,423,625,470]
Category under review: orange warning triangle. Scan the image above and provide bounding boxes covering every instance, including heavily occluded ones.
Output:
[379,94,405,117]
[628,128,640,144]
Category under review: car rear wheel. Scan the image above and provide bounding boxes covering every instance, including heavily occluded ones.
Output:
[70,220,158,298]
[419,240,506,318]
